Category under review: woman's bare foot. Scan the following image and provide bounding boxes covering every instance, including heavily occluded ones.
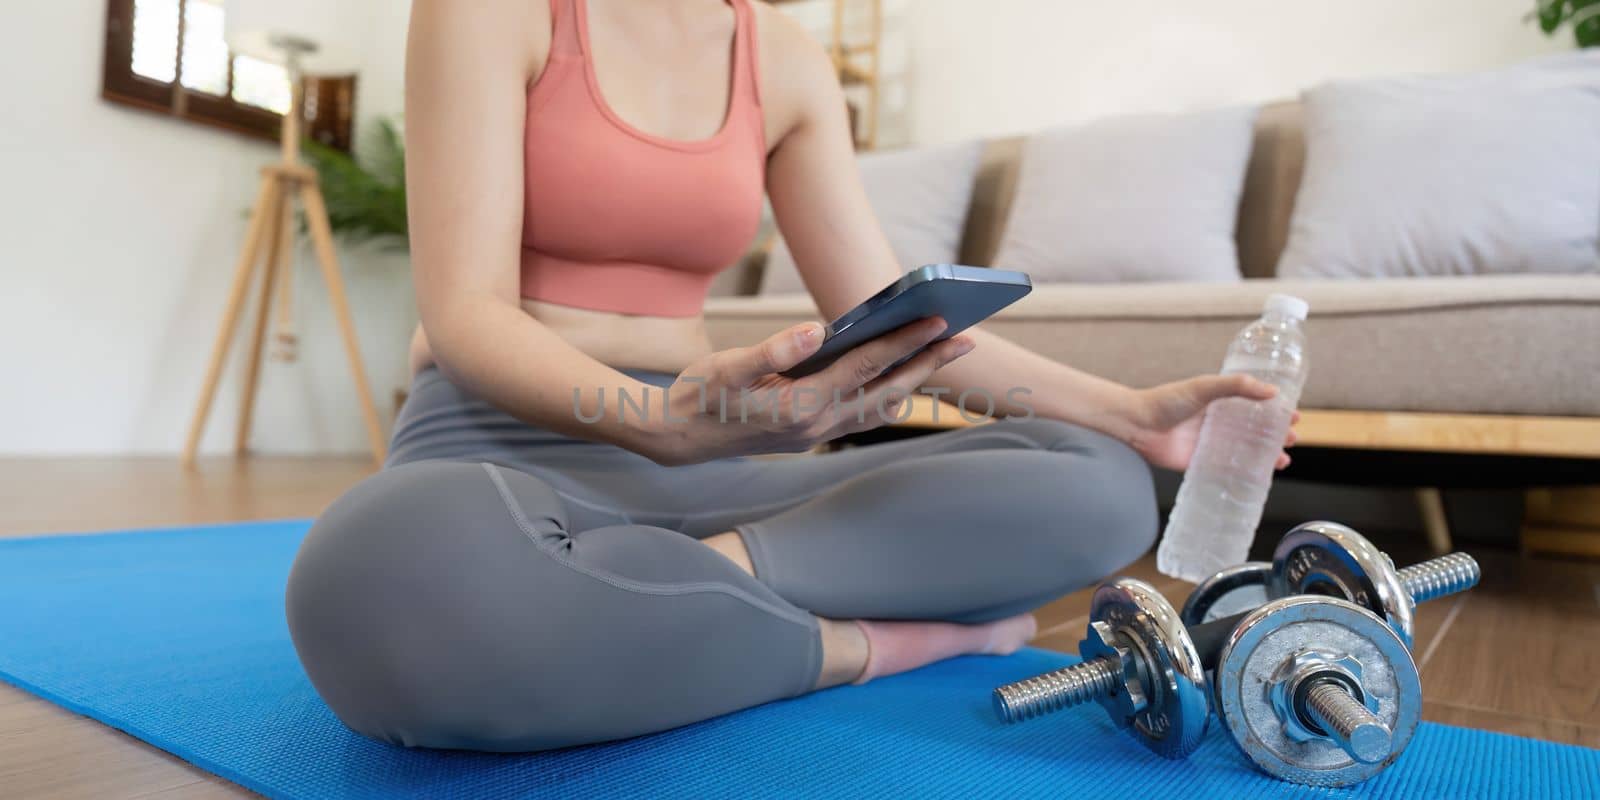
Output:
[851,614,1037,685]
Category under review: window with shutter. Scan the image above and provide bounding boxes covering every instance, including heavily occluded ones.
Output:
[104,0,293,140]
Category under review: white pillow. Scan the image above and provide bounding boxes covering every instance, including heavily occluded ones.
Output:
[759,140,983,295]
[994,106,1259,284]
[1277,52,1600,279]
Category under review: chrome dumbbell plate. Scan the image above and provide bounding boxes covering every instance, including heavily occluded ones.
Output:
[1214,595,1421,788]
[1082,579,1211,758]
[1269,521,1416,647]
[1180,561,1272,627]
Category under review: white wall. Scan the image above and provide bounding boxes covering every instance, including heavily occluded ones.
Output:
[0,0,415,456]
[899,0,1567,144]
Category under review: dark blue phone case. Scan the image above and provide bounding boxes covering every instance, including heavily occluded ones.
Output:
[779,264,1033,379]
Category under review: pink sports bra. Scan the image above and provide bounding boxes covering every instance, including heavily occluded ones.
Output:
[520,0,766,317]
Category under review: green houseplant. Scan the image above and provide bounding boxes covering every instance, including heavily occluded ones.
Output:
[1536,0,1600,47]
[302,118,409,249]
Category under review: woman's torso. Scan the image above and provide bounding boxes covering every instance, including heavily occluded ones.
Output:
[413,0,779,378]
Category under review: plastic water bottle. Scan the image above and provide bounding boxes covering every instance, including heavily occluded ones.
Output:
[1157,294,1309,583]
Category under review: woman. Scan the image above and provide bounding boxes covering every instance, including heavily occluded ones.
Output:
[285,0,1295,753]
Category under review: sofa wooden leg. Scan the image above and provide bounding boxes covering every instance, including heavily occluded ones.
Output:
[1522,487,1600,559]
[1415,487,1453,555]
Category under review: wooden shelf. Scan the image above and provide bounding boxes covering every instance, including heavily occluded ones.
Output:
[771,0,882,148]
[838,62,875,87]
[1292,409,1600,460]
[890,398,1600,459]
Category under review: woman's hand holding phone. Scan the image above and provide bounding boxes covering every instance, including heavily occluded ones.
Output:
[642,318,974,465]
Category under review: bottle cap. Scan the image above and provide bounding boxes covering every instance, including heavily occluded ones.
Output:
[1264,293,1309,320]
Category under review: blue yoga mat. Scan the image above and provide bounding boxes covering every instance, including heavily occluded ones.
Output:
[0,520,1596,799]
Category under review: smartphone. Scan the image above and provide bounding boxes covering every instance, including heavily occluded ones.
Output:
[780,264,1032,379]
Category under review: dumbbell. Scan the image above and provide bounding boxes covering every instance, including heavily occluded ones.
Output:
[1181,521,1481,647]
[1214,594,1421,787]
[992,581,1421,786]
[991,577,1247,758]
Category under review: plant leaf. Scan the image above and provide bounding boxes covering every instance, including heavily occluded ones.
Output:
[1539,0,1572,33]
[301,116,409,249]
[1573,0,1600,45]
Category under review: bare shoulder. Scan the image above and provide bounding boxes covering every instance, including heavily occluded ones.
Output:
[408,0,545,78]
[750,2,843,141]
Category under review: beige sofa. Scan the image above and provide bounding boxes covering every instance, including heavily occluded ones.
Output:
[703,102,1600,552]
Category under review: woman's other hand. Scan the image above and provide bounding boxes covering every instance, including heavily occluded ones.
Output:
[639,318,974,465]
[1122,375,1299,473]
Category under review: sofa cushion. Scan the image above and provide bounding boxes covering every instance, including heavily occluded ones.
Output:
[705,275,1600,417]
[994,106,1258,284]
[957,137,1025,268]
[960,104,1308,279]
[1278,52,1600,280]
[1234,102,1306,280]
[760,140,983,296]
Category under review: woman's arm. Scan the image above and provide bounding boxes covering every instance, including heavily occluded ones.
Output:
[761,20,1141,436]
[761,17,1294,471]
[406,0,972,465]
[406,0,659,451]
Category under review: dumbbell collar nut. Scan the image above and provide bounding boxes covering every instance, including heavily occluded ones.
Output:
[1078,619,1149,722]
[1269,650,1375,744]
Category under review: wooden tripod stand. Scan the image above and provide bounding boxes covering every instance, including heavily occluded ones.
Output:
[181,78,387,468]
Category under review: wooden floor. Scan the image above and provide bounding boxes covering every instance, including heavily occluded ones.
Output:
[0,457,1596,798]
[0,458,377,800]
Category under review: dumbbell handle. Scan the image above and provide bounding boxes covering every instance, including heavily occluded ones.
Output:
[1187,609,1252,668]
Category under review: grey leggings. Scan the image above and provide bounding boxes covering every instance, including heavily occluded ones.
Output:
[286,367,1157,752]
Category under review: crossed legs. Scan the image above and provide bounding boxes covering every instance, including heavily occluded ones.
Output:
[286,418,1156,751]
